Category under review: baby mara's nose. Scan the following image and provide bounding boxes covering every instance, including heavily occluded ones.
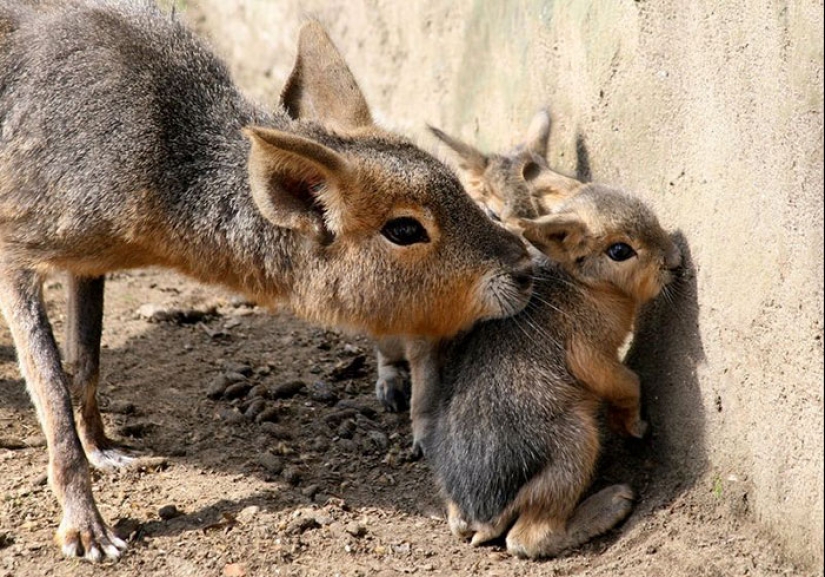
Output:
[665,244,682,271]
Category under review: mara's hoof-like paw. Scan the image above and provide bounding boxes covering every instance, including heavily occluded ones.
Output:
[86,446,139,470]
[56,515,127,562]
[470,524,508,547]
[447,502,473,540]
[375,374,410,412]
[607,407,647,439]
[410,438,424,460]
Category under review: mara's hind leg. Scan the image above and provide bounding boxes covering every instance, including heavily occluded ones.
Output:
[563,484,634,549]
[446,499,513,546]
[65,274,135,469]
[0,266,126,561]
[506,484,634,559]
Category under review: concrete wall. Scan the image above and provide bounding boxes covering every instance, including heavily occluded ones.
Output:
[184,0,824,568]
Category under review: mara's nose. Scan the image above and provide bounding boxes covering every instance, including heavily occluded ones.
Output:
[512,260,535,295]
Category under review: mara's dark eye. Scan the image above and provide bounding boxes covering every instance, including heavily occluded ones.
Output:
[606,242,636,262]
[522,161,541,181]
[381,217,430,246]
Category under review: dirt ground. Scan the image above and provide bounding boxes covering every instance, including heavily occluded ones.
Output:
[0,269,814,577]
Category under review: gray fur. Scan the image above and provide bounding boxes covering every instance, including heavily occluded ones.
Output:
[422,260,593,522]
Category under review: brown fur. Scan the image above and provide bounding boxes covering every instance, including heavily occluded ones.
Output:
[415,184,682,559]
[375,110,580,411]
[430,109,582,223]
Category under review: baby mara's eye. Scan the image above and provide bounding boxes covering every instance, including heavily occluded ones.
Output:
[606,242,636,262]
[381,217,430,246]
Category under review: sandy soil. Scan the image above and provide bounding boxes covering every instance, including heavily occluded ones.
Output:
[0,269,813,577]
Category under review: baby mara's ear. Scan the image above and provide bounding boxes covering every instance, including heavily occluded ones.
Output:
[244,126,353,243]
[428,125,489,181]
[522,108,551,159]
[518,109,583,209]
[280,20,373,131]
[520,213,589,262]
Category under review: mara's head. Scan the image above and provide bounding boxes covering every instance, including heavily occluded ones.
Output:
[520,185,682,305]
[429,109,583,226]
[243,22,533,338]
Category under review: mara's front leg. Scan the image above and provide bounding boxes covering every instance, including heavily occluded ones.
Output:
[405,338,442,457]
[0,266,126,561]
[65,274,135,469]
[568,337,647,439]
[374,336,410,412]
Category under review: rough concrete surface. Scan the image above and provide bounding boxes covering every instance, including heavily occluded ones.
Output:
[182,0,824,569]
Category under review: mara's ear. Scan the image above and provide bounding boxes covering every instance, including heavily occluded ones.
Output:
[244,126,351,241]
[280,21,373,131]
[522,108,551,158]
[519,213,589,260]
[525,167,584,206]
[428,125,489,179]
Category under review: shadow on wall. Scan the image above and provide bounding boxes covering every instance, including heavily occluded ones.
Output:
[575,132,592,183]
[625,231,708,485]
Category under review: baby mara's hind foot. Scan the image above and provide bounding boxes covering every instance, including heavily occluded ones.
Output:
[607,405,649,440]
[506,484,634,559]
[446,500,511,546]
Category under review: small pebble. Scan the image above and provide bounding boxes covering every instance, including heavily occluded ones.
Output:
[286,516,318,535]
[244,400,267,420]
[270,380,307,399]
[158,504,182,520]
[104,401,136,415]
[222,362,253,377]
[309,436,330,452]
[248,384,270,399]
[329,355,367,381]
[259,423,292,439]
[309,381,339,405]
[223,372,249,384]
[345,522,367,538]
[337,419,357,440]
[219,408,245,425]
[324,409,358,427]
[259,452,284,475]
[282,466,301,486]
[365,430,389,451]
[236,505,260,524]
[229,295,255,308]
[337,439,358,453]
[223,562,247,577]
[206,375,232,400]
[336,400,377,419]
[223,382,252,400]
[255,407,280,424]
[302,484,320,500]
